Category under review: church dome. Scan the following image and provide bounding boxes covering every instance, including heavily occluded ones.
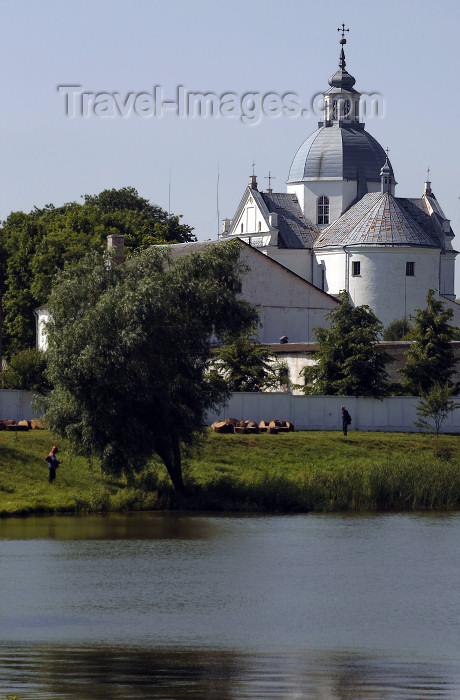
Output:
[287,123,393,184]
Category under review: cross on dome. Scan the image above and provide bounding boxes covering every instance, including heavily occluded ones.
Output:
[337,24,349,41]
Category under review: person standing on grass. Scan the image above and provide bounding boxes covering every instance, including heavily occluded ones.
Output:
[46,445,61,483]
[341,406,352,436]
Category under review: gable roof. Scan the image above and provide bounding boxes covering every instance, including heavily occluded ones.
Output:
[315,192,441,249]
[229,186,318,249]
[258,192,318,248]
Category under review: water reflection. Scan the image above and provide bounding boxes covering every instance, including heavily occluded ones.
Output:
[0,512,221,541]
[1,644,459,699]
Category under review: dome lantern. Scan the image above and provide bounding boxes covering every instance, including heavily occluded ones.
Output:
[322,25,361,127]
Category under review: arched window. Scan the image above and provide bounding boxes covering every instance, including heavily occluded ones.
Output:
[317,195,329,225]
[240,223,244,233]
[258,221,261,231]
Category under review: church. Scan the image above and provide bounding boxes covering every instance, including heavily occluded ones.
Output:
[36,29,460,368]
[221,28,460,332]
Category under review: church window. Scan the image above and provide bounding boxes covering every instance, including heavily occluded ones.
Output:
[333,100,338,120]
[354,100,359,117]
[241,223,244,233]
[406,261,415,276]
[258,221,261,231]
[352,261,361,276]
[321,269,325,291]
[317,196,329,225]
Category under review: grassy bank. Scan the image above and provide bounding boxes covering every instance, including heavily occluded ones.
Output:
[0,429,459,515]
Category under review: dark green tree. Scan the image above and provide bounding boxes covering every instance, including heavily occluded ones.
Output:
[399,290,457,395]
[215,328,279,392]
[383,317,411,341]
[1,348,51,394]
[44,240,256,491]
[0,187,195,357]
[303,291,391,396]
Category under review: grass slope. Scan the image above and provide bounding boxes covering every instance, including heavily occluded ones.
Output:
[0,429,459,515]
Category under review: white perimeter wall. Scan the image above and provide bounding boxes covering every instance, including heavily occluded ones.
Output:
[0,391,37,421]
[207,393,460,433]
[4,389,459,433]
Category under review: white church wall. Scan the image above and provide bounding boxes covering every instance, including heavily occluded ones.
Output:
[260,305,333,344]
[286,184,305,213]
[346,247,440,328]
[440,254,456,300]
[231,192,266,235]
[315,250,345,294]
[266,248,313,282]
[287,180,357,226]
[238,246,338,343]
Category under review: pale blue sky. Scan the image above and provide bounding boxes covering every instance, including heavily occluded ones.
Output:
[1,0,459,296]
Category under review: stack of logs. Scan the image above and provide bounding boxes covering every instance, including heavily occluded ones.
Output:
[0,419,45,431]
[211,418,294,434]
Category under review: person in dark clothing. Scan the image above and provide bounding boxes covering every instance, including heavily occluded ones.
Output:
[341,406,351,436]
[46,445,61,483]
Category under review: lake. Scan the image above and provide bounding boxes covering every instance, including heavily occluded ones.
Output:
[1,512,460,698]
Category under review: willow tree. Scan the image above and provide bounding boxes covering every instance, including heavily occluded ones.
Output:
[44,241,256,491]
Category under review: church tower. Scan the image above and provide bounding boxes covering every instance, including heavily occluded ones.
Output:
[225,26,459,330]
[286,26,393,227]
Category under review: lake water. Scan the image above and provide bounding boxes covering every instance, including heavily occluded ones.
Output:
[1,512,460,698]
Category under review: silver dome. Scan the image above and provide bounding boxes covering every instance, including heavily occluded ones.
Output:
[287,123,393,184]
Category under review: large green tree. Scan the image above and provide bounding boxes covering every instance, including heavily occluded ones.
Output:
[44,240,256,491]
[400,289,457,395]
[0,187,194,357]
[303,291,391,396]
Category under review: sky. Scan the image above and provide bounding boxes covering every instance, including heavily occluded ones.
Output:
[1,0,460,296]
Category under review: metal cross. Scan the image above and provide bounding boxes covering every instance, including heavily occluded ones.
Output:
[338,24,349,39]
[427,165,430,181]
[385,147,390,157]
[251,161,256,176]
[265,171,276,189]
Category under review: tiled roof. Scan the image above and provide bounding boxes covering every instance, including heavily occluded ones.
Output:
[259,192,318,248]
[315,192,440,248]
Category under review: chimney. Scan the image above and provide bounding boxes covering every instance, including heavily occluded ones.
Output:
[107,234,125,262]
[222,218,231,236]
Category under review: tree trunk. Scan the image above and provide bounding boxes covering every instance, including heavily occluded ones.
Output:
[156,436,185,492]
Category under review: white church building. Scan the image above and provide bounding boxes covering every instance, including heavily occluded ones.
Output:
[36,30,460,360]
[222,30,460,331]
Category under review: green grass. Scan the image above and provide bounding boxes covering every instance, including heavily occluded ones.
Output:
[0,429,459,515]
